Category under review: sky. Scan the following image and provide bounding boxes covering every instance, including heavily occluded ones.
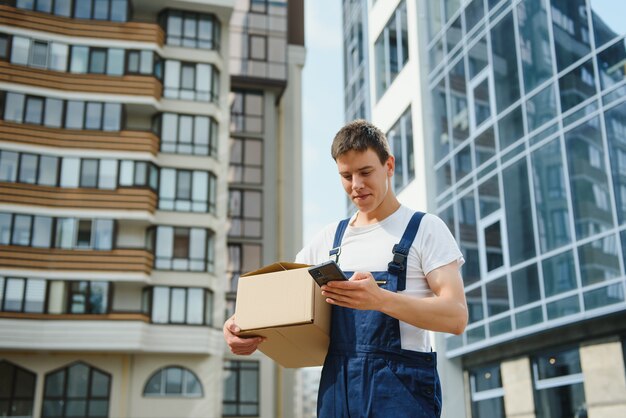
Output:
[300,0,346,244]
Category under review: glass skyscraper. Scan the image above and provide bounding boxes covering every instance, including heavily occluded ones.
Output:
[344,0,626,416]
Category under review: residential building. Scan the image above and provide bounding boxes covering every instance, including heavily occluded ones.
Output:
[343,0,626,417]
[0,0,304,417]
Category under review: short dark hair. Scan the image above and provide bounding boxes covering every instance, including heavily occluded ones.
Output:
[331,119,391,164]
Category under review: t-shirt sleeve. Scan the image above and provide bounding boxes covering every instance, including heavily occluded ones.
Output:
[295,221,338,265]
[417,214,465,275]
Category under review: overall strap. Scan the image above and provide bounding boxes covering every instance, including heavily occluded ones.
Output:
[388,211,425,291]
[329,218,351,263]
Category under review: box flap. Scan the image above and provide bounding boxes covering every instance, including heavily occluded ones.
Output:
[241,262,309,277]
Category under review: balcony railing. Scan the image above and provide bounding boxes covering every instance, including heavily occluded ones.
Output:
[0,121,159,154]
[0,61,163,98]
[0,246,154,274]
[0,182,157,212]
[0,4,164,45]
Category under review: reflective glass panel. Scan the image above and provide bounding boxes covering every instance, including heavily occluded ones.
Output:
[504,158,536,265]
[518,0,553,94]
[491,12,520,112]
[550,0,591,71]
[578,234,621,286]
[605,101,626,225]
[486,276,509,316]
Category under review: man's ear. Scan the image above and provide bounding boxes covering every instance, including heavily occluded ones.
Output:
[386,155,395,177]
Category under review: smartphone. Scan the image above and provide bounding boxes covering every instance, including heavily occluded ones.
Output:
[308,260,349,287]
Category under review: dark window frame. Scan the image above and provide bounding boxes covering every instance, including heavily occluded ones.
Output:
[248,34,268,62]
[152,226,215,272]
[42,361,112,418]
[229,136,264,185]
[227,188,263,239]
[222,360,260,416]
[142,365,204,397]
[159,9,221,50]
[66,280,111,314]
[0,276,47,313]
[154,112,219,157]
[0,360,36,418]
[144,286,212,326]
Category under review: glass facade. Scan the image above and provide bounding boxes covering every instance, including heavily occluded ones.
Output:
[426,0,626,356]
[343,0,371,122]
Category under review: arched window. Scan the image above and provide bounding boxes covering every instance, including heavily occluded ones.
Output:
[143,366,203,397]
[41,362,110,418]
[0,360,36,417]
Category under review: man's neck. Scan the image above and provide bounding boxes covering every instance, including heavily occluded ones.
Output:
[352,197,401,226]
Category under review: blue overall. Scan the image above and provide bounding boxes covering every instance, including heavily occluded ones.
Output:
[317,212,442,418]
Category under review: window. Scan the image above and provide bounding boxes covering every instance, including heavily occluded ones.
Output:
[67,281,109,314]
[386,108,414,191]
[159,168,216,213]
[118,160,158,190]
[147,286,212,326]
[491,12,520,113]
[2,92,122,131]
[503,158,536,266]
[54,218,114,250]
[71,0,127,21]
[230,90,263,133]
[125,50,160,77]
[0,360,36,418]
[249,35,267,61]
[223,360,259,416]
[156,113,218,156]
[144,366,203,397]
[163,60,219,102]
[228,189,262,238]
[153,226,214,272]
[533,347,586,418]
[16,0,71,17]
[374,1,408,100]
[250,0,268,13]
[9,36,68,71]
[0,34,9,60]
[0,277,46,313]
[160,10,220,50]
[229,137,263,184]
[469,363,505,418]
[42,362,111,418]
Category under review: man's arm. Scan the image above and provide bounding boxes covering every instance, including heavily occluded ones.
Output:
[320,260,468,335]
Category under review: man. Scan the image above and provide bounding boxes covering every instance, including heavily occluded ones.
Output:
[224,120,467,417]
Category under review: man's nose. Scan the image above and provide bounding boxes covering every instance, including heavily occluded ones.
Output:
[352,175,363,190]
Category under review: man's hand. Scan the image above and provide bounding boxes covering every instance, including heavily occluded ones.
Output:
[223,315,265,355]
[320,272,388,311]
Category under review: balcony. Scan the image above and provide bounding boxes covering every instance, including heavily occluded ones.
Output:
[0,121,159,154]
[0,182,157,212]
[0,4,164,45]
[0,246,154,274]
[0,317,224,355]
[0,61,163,98]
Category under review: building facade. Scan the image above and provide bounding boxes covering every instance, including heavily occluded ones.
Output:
[344,0,626,417]
[0,0,304,417]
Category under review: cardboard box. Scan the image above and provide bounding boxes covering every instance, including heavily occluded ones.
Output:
[234,262,331,368]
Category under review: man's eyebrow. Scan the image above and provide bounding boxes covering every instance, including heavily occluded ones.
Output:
[339,165,375,175]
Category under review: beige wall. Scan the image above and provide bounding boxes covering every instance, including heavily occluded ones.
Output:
[580,340,626,418]
[501,356,535,418]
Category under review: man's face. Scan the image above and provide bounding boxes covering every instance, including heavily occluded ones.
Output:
[336,148,394,214]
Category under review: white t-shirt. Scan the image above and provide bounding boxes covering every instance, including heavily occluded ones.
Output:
[295,205,464,352]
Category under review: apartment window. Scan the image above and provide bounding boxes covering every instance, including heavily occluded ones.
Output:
[163,60,218,102]
[126,50,160,77]
[374,1,409,100]
[144,366,203,397]
[533,347,586,418]
[153,226,214,272]
[250,0,268,13]
[1,214,52,249]
[0,277,46,313]
[73,0,128,22]
[160,10,220,50]
[230,90,263,133]
[0,360,36,418]
[223,360,259,416]
[0,34,10,60]
[159,168,216,213]
[118,160,158,190]
[42,362,111,418]
[3,92,122,131]
[10,36,68,71]
[229,137,263,184]
[0,150,18,182]
[227,243,262,293]
[469,363,505,418]
[386,107,414,191]
[16,0,71,16]
[228,189,262,238]
[67,281,109,314]
[147,286,212,325]
[156,113,218,156]
[249,35,267,61]
[54,218,114,250]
